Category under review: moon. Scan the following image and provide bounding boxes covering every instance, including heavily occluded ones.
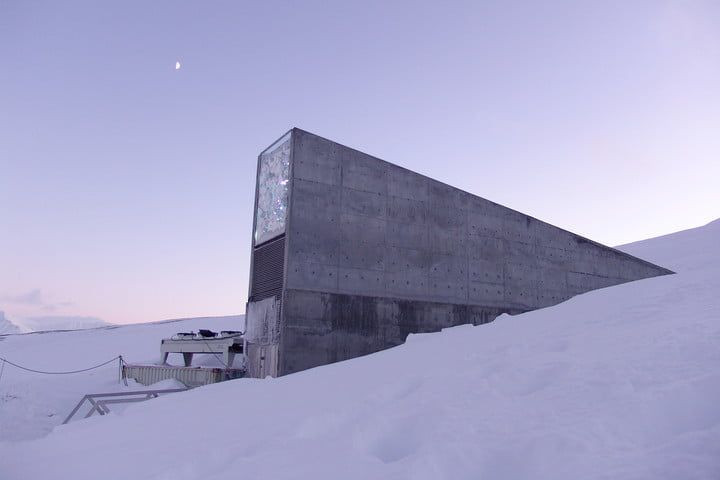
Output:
[175,61,181,70]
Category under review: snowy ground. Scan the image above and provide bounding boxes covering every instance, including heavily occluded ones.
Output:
[2,220,719,479]
[0,315,243,441]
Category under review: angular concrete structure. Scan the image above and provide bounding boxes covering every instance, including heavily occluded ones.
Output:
[244,128,672,377]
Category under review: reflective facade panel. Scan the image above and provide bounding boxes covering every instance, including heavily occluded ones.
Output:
[255,133,291,245]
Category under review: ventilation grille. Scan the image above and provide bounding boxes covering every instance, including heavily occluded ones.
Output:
[251,235,286,301]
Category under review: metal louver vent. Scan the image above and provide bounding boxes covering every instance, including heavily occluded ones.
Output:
[251,235,286,301]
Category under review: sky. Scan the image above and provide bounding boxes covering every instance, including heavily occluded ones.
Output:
[1,0,719,326]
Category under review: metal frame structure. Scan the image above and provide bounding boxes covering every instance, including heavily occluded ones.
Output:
[62,388,187,424]
[160,336,243,368]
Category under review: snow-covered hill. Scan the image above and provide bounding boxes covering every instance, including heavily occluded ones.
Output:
[0,311,111,334]
[617,218,720,273]
[3,220,719,480]
[12,315,112,332]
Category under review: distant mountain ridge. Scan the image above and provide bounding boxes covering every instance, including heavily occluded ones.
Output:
[0,312,111,334]
[15,316,111,332]
[0,311,22,335]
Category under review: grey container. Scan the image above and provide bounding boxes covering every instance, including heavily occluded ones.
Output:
[122,364,245,388]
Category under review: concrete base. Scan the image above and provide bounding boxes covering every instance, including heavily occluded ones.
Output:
[279,288,520,376]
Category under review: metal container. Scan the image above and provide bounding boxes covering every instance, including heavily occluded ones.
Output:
[122,364,244,388]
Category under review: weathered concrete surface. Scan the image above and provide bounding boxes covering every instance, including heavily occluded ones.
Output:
[251,128,672,376]
[279,288,513,375]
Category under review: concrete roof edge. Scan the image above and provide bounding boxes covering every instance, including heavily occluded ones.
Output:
[280,128,675,276]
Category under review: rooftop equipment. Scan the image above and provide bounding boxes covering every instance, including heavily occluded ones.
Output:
[121,330,247,388]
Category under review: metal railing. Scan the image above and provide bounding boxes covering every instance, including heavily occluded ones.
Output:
[63,388,188,424]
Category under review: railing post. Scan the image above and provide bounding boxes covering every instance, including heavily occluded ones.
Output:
[62,395,89,425]
[85,397,104,418]
[63,388,188,424]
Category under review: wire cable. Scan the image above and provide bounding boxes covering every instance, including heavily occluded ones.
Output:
[0,355,121,375]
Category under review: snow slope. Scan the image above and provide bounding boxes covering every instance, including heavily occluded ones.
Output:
[3,220,720,480]
[12,315,111,332]
[0,315,243,441]
[617,218,720,273]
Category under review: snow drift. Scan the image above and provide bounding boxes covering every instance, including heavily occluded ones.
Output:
[2,220,719,480]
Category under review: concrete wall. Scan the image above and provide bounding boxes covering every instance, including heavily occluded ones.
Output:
[279,288,513,375]
[273,128,672,375]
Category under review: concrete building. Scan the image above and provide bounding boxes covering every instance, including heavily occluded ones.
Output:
[244,128,672,378]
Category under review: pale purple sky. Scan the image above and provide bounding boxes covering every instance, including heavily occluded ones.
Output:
[1,1,718,325]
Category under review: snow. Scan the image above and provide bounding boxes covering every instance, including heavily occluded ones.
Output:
[2,220,719,480]
[0,311,21,335]
[0,316,243,441]
[13,315,111,332]
[617,218,720,273]
[0,311,111,334]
